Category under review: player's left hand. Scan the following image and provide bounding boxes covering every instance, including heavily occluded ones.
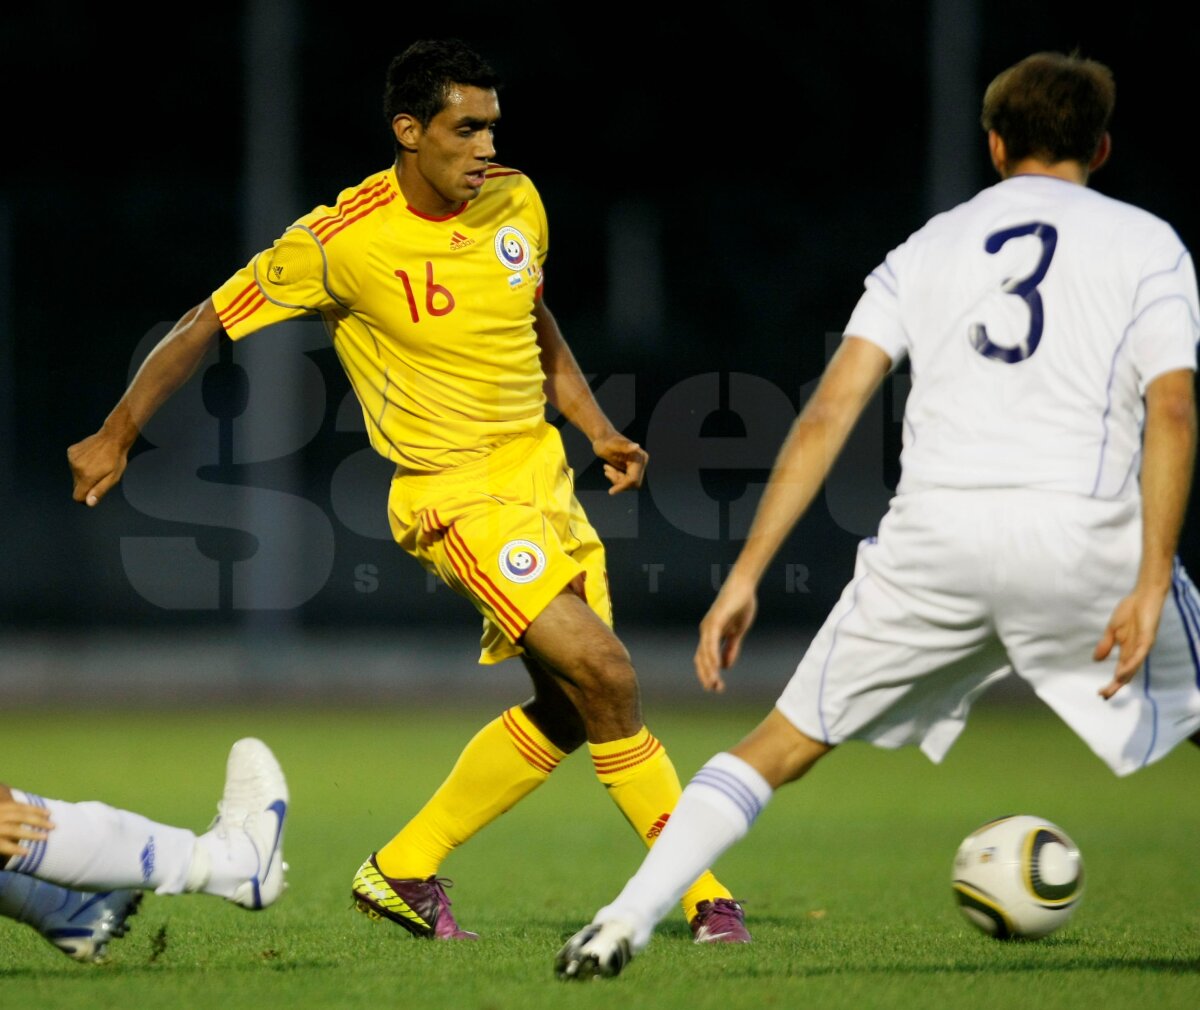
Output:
[593,434,648,495]
[0,800,54,858]
[1093,585,1167,699]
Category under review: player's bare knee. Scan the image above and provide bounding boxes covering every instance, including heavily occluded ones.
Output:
[550,649,642,736]
[578,646,639,703]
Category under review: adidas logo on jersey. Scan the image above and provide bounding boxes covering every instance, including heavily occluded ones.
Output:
[450,231,475,250]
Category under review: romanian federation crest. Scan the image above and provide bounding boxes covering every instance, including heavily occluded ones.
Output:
[494,226,532,271]
[498,539,546,583]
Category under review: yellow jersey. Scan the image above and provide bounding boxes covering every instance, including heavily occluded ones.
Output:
[211,165,550,471]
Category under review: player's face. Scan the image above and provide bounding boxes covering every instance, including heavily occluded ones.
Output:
[395,85,499,216]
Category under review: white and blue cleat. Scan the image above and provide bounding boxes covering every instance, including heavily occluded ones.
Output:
[206,737,289,910]
[555,920,635,980]
[18,879,143,963]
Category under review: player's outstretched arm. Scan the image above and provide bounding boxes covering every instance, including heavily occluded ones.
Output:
[694,337,892,692]
[68,298,224,507]
[0,799,54,858]
[1095,367,1197,698]
[533,298,648,495]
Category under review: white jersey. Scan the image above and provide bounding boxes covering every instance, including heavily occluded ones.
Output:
[846,174,1199,498]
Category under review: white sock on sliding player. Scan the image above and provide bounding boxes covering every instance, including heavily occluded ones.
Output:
[4,789,204,894]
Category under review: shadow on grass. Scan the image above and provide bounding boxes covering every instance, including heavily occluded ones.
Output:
[538,915,1200,979]
[0,955,354,979]
[716,954,1200,978]
[2,950,1197,982]
[546,913,811,943]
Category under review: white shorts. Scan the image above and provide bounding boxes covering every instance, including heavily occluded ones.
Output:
[776,488,1200,777]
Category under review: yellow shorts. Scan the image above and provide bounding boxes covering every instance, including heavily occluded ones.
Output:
[387,421,613,664]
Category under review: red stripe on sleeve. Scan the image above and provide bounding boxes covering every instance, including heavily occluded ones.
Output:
[318,192,397,245]
[220,292,267,333]
[309,178,391,236]
[217,279,260,324]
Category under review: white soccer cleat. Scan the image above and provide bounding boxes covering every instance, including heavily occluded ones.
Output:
[554,920,635,980]
[206,738,289,910]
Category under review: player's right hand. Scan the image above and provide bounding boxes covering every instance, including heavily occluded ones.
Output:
[0,800,54,858]
[695,575,758,693]
[67,432,128,507]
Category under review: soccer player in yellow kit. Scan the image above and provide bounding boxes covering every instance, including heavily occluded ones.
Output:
[67,39,748,944]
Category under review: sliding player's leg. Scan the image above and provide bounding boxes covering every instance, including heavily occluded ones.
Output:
[0,737,287,915]
[1,789,143,964]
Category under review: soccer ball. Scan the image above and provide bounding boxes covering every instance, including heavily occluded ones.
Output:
[951,814,1084,940]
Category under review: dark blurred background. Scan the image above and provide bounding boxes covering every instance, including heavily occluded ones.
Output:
[1,1,1196,703]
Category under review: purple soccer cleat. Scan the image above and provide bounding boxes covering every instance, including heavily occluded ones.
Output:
[351,854,478,940]
[690,897,751,943]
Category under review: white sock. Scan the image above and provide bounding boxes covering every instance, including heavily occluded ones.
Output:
[5,789,202,895]
[593,752,773,952]
[193,822,258,899]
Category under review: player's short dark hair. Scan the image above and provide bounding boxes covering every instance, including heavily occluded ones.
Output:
[981,51,1115,166]
[383,39,501,134]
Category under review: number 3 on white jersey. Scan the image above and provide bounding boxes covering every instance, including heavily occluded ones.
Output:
[969,221,1058,364]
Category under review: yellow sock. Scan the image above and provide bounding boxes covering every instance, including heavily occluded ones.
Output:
[589,727,733,924]
[376,706,565,879]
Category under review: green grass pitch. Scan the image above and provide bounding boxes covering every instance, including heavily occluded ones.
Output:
[1,699,1196,1009]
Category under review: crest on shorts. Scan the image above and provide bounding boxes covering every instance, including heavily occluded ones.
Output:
[494,226,531,271]
[498,539,546,583]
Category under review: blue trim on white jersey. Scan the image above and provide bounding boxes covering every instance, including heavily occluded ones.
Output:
[1131,249,1192,303]
[1092,291,1199,499]
[868,267,898,298]
[1132,293,1200,334]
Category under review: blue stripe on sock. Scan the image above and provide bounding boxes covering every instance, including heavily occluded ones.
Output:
[690,767,763,825]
